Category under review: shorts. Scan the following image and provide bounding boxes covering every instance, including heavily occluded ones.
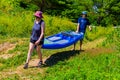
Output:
[30,38,44,45]
[79,32,85,41]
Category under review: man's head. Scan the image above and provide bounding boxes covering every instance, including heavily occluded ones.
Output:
[82,11,87,18]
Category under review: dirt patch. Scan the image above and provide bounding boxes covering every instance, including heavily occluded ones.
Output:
[0,54,14,59]
[0,38,28,54]
[81,38,115,56]
[84,47,114,56]
[0,42,17,59]
[16,57,48,71]
[73,37,115,56]
[0,57,48,79]
[83,38,106,50]
[0,42,16,54]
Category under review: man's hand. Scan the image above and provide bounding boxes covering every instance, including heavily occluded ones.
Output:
[89,28,92,32]
[76,30,79,33]
[89,25,92,32]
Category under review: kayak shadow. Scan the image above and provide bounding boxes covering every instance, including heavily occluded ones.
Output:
[44,50,83,67]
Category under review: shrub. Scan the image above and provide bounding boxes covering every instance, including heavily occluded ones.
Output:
[85,26,113,41]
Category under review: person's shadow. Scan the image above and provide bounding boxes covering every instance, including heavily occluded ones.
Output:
[44,50,84,66]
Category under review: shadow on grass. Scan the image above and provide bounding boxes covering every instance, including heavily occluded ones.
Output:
[44,50,84,66]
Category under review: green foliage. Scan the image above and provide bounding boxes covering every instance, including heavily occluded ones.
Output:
[2,0,120,27]
[85,26,113,41]
[0,11,33,37]
[37,0,120,26]
[41,53,120,80]
[102,28,120,51]
[0,12,75,37]
[44,15,75,35]
[0,12,76,37]
[115,29,120,51]
[0,0,119,79]
[0,0,15,11]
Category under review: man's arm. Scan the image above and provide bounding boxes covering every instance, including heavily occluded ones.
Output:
[76,23,80,33]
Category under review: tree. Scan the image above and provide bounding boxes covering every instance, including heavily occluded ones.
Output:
[18,0,120,26]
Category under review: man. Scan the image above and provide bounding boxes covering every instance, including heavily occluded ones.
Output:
[72,11,92,51]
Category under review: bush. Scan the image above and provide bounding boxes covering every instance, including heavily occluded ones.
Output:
[0,9,76,37]
[85,26,113,41]
[0,11,33,37]
[43,15,76,35]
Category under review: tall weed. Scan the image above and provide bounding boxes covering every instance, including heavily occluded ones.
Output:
[0,11,76,37]
[0,11,33,37]
[85,26,114,41]
[43,15,75,35]
[102,27,120,52]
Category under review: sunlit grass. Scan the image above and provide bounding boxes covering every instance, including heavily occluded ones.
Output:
[0,6,76,37]
[85,26,114,41]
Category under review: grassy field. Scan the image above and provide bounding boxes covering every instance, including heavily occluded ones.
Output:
[0,0,120,79]
[0,27,119,80]
[0,10,119,79]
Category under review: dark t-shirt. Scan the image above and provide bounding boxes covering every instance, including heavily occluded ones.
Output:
[31,20,44,41]
[78,17,90,33]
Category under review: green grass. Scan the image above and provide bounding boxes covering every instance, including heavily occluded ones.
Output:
[42,52,120,80]
[85,26,114,41]
[0,0,119,79]
[0,33,119,80]
[0,10,76,37]
[0,25,117,80]
[102,28,120,51]
[0,38,28,71]
[1,47,118,80]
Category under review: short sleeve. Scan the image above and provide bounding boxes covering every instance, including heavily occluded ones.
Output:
[78,18,81,23]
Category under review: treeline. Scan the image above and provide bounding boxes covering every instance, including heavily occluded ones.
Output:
[18,0,120,26]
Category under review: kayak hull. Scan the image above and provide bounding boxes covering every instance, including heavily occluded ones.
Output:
[42,31,84,49]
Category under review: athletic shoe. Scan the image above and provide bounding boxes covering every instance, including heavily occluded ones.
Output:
[38,61,43,67]
[23,63,28,69]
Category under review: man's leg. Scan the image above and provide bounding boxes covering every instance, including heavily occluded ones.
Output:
[80,40,83,51]
[71,43,76,51]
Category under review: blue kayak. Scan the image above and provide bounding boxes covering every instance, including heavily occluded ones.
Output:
[42,31,84,49]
